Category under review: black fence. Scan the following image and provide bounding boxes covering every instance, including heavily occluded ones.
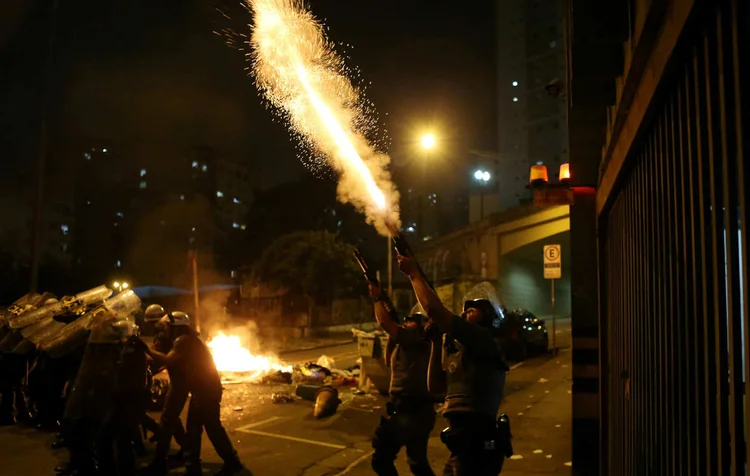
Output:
[599,0,749,474]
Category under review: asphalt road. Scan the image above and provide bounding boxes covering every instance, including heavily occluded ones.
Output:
[205,318,573,475]
[0,318,572,476]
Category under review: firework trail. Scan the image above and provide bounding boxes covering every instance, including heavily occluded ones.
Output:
[247,0,399,234]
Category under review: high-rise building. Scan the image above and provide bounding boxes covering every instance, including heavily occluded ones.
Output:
[496,0,568,211]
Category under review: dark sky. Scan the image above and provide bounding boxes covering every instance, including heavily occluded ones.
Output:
[0,0,497,189]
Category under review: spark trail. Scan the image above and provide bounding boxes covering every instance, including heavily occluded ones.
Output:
[248,0,399,233]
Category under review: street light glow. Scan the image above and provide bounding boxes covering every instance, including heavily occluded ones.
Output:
[474,169,491,182]
[122,282,129,289]
[421,133,436,150]
[113,281,120,289]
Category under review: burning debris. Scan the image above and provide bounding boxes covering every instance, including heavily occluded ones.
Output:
[206,331,292,383]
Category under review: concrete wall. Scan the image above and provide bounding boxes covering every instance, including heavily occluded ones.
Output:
[497,252,571,316]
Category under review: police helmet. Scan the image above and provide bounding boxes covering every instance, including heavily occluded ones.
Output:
[462,282,506,329]
[144,304,167,322]
[158,311,190,327]
[406,302,426,322]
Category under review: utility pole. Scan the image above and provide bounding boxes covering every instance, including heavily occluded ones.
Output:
[30,0,59,293]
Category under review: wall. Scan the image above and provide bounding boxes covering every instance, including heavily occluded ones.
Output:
[497,250,571,316]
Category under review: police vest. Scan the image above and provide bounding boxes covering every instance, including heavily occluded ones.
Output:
[441,334,506,417]
[389,338,431,398]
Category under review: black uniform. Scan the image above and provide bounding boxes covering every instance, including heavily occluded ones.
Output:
[170,331,240,474]
[151,329,187,467]
[371,321,439,476]
[439,316,510,476]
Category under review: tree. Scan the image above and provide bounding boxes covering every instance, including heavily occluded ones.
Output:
[252,230,365,321]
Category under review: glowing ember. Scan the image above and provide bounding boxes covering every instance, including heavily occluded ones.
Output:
[248,0,399,233]
[207,332,291,381]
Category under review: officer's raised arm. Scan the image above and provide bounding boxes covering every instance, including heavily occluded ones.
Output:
[368,280,400,338]
[397,254,455,333]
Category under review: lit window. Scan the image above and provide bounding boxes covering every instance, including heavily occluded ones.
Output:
[114,222,119,227]
[60,224,69,235]
[233,197,241,204]
[86,200,91,205]
[513,97,519,102]
[140,169,147,177]
[116,212,124,217]
[232,222,240,229]
[231,270,237,278]
[201,164,208,172]
[140,180,147,189]
[102,148,108,153]
[550,40,557,48]
[180,194,185,201]
[116,260,122,268]
[61,244,68,252]
[192,161,199,169]
[337,220,342,228]
[512,81,518,87]
[406,226,415,233]
[240,224,247,230]
[192,227,196,232]
[216,191,224,198]
[84,152,91,160]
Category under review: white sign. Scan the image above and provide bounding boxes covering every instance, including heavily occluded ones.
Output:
[544,244,562,279]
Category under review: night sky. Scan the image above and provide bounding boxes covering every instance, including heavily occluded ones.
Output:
[0,0,497,190]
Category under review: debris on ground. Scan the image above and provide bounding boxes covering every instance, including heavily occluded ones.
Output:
[271,392,295,404]
[316,354,335,369]
[313,386,341,419]
[260,370,293,384]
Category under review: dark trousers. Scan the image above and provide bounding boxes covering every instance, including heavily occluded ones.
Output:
[154,384,188,461]
[371,397,437,476]
[98,403,139,476]
[441,413,505,476]
[184,392,238,469]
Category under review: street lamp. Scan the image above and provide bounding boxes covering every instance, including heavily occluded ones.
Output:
[113,281,129,292]
[474,169,492,219]
[420,133,436,150]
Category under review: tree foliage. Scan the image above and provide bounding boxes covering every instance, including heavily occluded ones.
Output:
[253,230,364,303]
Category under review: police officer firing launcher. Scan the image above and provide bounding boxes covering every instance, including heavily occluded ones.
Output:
[396,253,513,476]
[368,279,439,476]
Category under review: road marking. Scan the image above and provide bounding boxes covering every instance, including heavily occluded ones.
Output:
[235,416,284,432]
[509,362,524,371]
[237,429,348,449]
[333,450,374,475]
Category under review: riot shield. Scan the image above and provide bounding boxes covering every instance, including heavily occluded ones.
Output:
[63,297,140,422]
[9,285,112,329]
[42,290,141,358]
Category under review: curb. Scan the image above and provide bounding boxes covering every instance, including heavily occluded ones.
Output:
[278,339,354,355]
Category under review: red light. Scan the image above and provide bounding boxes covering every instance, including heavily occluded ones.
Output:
[559,163,570,182]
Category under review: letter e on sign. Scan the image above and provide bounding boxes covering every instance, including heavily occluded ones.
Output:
[543,245,562,279]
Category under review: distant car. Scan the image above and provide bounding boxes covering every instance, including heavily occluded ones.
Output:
[499,309,549,361]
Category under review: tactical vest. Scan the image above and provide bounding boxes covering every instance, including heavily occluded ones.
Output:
[441,334,506,417]
[389,338,431,398]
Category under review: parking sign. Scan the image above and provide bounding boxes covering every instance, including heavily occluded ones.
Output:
[544,245,562,279]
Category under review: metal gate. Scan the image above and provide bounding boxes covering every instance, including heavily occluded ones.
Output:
[600,0,749,474]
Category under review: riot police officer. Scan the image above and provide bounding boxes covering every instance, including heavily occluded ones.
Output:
[368,280,439,476]
[397,254,512,476]
[141,306,188,474]
[141,312,245,476]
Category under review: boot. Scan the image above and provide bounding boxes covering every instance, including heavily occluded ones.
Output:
[214,457,245,476]
[139,460,167,475]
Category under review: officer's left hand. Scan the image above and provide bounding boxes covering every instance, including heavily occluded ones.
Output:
[368,281,383,299]
[397,254,420,278]
[131,336,151,354]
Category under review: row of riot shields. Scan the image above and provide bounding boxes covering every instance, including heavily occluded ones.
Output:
[0,286,141,358]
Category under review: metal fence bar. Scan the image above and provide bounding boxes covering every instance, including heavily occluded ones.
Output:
[599,1,749,473]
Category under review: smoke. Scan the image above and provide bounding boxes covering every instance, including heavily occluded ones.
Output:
[247,0,401,235]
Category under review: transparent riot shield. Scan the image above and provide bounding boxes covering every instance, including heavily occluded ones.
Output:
[9,285,112,329]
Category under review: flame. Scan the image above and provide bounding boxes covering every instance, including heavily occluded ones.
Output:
[207,332,291,381]
[248,0,398,232]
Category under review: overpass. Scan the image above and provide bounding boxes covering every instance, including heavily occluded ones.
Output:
[409,203,571,317]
